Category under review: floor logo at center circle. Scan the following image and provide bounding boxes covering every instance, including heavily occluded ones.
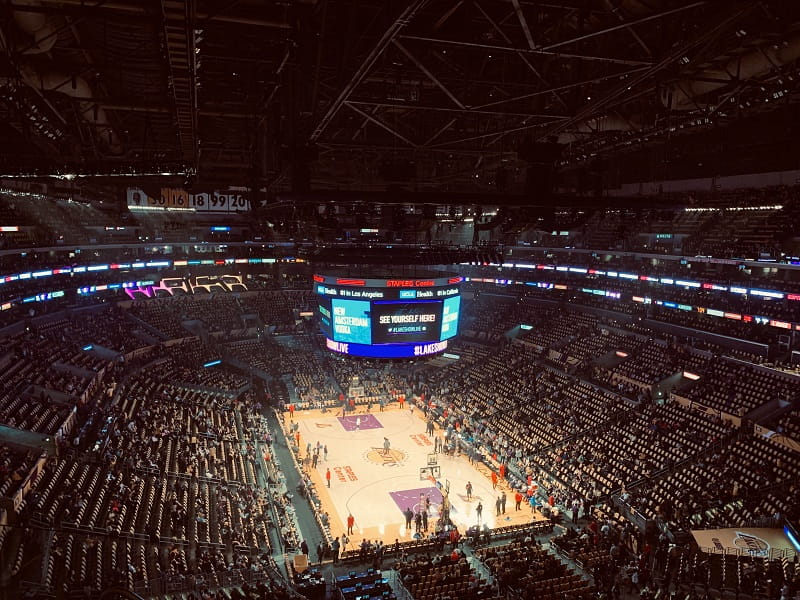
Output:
[364,447,408,467]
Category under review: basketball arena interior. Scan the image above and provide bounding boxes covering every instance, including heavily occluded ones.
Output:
[1,1,800,599]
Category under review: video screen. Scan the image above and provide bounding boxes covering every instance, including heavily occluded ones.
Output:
[440,295,460,340]
[372,301,442,344]
[315,273,461,358]
[331,299,372,345]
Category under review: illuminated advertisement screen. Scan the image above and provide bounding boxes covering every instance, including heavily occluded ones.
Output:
[315,273,461,358]
[318,297,333,338]
[326,338,448,358]
[372,301,442,344]
[440,295,460,340]
[331,299,372,345]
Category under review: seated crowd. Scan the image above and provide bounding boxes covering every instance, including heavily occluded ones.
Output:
[5,358,291,598]
[396,550,502,600]
[0,271,798,600]
[128,291,310,340]
[477,537,594,599]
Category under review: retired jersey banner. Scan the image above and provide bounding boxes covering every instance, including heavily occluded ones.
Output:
[691,528,797,558]
[126,187,250,213]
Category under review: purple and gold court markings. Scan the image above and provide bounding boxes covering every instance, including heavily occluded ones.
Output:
[338,414,383,431]
[389,487,443,514]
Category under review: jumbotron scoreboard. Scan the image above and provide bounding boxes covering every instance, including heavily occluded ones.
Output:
[314,272,462,358]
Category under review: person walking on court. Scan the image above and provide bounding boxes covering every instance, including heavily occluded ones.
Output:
[466,481,473,501]
[501,491,507,514]
[323,445,328,461]
[476,501,483,524]
[515,491,523,511]
[355,416,361,431]
[326,468,331,488]
[496,495,502,516]
[491,470,498,490]
[404,507,413,530]
[383,437,391,455]
[347,513,355,535]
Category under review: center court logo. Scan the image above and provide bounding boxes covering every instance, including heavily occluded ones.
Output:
[733,531,770,556]
[364,447,408,467]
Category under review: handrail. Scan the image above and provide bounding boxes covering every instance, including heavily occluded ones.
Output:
[697,545,797,559]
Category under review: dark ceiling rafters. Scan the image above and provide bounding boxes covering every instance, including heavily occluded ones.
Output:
[7,0,291,28]
[343,101,419,148]
[309,0,431,142]
[392,39,465,110]
[0,0,799,194]
[472,0,569,112]
[301,0,800,192]
[160,0,197,165]
[540,2,760,141]
[305,0,671,185]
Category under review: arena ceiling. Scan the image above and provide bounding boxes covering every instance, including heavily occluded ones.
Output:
[1,0,800,196]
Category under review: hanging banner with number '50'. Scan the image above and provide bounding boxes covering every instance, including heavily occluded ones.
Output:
[126,187,250,213]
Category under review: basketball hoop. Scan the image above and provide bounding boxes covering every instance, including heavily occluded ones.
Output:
[419,465,441,481]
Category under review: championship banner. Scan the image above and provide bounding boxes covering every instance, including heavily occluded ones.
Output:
[691,527,798,558]
[126,187,250,213]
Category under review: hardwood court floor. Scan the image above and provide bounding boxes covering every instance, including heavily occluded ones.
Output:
[282,404,546,549]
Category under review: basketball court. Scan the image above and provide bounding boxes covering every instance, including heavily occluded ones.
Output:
[283,404,544,548]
